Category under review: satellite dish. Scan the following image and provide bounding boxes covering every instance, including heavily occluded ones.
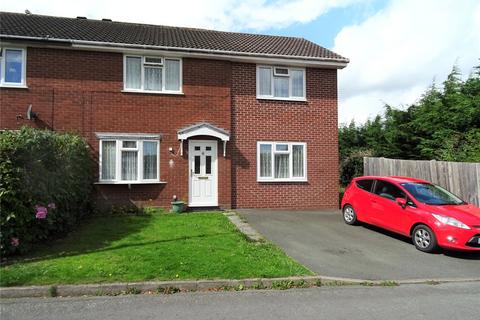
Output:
[26,104,37,120]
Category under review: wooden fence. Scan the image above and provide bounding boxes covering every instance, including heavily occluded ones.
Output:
[363,157,480,206]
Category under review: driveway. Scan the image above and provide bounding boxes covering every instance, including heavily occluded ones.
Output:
[237,210,480,280]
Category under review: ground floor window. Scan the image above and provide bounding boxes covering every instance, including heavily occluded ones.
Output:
[257,141,307,182]
[98,135,160,183]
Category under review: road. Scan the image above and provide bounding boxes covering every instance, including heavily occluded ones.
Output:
[1,282,479,320]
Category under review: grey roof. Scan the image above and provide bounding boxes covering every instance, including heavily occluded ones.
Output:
[0,11,348,63]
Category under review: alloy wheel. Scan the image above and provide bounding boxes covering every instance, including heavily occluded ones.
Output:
[344,207,355,223]
[414,228,431,249]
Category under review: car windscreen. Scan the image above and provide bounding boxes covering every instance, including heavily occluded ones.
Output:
[401,182,465,205]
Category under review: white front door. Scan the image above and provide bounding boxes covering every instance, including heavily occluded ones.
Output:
[189,140,218,207]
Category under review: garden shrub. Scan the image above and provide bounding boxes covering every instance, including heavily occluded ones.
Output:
[339,155,364,187]
[0,127,94,256]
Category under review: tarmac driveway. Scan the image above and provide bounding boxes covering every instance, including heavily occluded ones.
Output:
[237,209,480,280]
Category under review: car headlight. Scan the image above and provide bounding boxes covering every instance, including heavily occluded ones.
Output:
[432,214,471,230]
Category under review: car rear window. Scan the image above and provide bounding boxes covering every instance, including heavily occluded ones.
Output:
[355,179,374,192]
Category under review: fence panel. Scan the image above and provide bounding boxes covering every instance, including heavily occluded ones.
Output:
[363,157,480,206]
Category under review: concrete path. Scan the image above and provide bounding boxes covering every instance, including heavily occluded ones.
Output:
[237,209,480,280]
[2,282,479,320]
[223,211,263,242]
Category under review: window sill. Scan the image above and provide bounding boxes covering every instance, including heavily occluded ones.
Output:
[122,89,184,96]
[257,179,308,183]
[256,96,307,102]
[95,181,167,185]
[0,84,28,89]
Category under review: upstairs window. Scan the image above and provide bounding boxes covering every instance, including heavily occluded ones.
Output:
[124,55,181,93]
[257,65,305,100]
[0,48,26,87]
[257,141,307,182]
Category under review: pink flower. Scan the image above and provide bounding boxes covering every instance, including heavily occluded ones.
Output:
[11,238,19,247]
[35,206,48,219]
[48,203,56,210]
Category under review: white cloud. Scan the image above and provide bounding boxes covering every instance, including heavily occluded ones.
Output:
[334,0,480,124]
[2,0,359,31]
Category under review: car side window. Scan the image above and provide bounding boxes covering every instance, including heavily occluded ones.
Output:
[374,180,406,201]
[355,179,374,192]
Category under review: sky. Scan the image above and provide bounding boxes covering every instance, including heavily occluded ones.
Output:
[2,0,480,124]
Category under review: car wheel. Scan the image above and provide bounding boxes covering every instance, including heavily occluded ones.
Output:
[343,205,358,225]
[412,225,438,253]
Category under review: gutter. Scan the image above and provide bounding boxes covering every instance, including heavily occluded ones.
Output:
[0,34,349,69]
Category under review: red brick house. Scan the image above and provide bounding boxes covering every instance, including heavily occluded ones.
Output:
[0,12,348,209]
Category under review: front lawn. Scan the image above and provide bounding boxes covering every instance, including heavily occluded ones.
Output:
[0,211,312,287]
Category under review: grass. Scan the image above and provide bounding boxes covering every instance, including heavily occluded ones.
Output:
[0,211,312,287]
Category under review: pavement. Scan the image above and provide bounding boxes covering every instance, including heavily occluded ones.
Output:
[1,282,479,320]
[237,209,480,280]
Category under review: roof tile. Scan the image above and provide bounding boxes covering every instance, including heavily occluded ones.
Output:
[0,12,348,62]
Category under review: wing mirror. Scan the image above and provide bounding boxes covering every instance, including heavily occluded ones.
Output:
[396,198,407,208]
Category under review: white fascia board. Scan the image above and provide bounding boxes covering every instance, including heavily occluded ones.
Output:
[95,132,161,140]
[0,35,349,69]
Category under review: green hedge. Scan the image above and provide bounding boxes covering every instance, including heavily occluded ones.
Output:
[339,155,364,187]
[0,127,94,256]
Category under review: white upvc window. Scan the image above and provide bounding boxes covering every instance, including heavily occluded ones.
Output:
[256,65,306,101]
[0,47,27,87]
[257,141,307,182]
[123,55,182,93]
[99,137,160,184]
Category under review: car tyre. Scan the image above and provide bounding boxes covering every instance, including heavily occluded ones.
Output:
[412,225,438,253]
[342,205,358,225]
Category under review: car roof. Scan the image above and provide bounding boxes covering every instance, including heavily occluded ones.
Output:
[355,176,429,184]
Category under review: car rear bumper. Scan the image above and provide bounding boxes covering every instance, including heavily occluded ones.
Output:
[435,226,480,251]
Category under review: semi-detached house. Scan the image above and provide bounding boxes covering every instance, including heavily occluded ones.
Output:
[0,12,349,209]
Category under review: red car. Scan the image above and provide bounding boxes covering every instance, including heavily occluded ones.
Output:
[341,176,480,253]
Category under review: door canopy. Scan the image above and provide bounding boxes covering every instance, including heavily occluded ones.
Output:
[177,122,230,156]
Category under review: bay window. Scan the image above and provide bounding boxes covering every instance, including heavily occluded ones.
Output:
[0,47,26,87]
[257,66,305,100]
[98,134,160,183]
[124,55,181,93]
[257,141,307,182]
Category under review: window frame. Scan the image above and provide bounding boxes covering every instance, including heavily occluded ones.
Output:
[256,65,306,101]
[98,138,160,184]
[257,141,307,182]
[0,47,27,88]
[123,54,182,94]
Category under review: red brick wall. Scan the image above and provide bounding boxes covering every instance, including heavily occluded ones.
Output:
[231,63,339,209]
[0,47,232,209]
[0,46,339,209]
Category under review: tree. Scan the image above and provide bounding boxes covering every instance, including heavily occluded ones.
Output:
[339,63,480,185]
